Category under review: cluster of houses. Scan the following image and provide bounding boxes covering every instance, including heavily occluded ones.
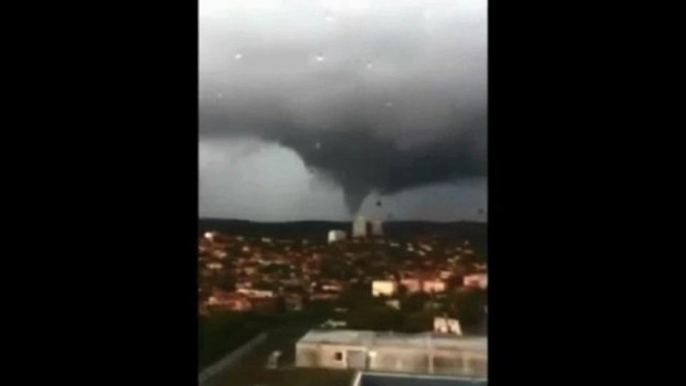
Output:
[372,271,487,298]
[198,230,487,316]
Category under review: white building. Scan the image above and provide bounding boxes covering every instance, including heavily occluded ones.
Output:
[353,215,368,238]
[370,220,383,237]
[419,244,433,252]
[372,280,398,297]
[385,299,400,310]
[295,330,487,377]
[206,262,223,270]
[463,274,488,289]
[328,230,347,244]
[400,278,421,293]
[422,280,447,293]
[322,282,343,292]
[237,288,274,298]
[320,319,348,329]
[434,317,462,336]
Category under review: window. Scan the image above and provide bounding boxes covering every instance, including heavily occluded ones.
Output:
[334,351,343,361]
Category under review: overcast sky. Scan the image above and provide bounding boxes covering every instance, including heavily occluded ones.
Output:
[199,0,487,222]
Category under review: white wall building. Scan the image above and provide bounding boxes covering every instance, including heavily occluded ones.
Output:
[296,330,487,377]
[328,230,347,244]
[206,262,223,270]
[237,288,274,298]
[434,317,462,336]
[372,280,398,297]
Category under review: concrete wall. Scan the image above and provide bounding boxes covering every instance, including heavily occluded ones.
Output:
[463,352,487,377]
[296,343,368,369]
[370,347,429,373]
[295,342,320,367]
[296,339,487,378]
[320,344,366,369]
[432,350,487,377]
[368,347,486,377]
[433,350,466,376]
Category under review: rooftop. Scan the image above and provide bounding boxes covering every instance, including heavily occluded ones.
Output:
[297,330,487,352]
[299,330,376,346]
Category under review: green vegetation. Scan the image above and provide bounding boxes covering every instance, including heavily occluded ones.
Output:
[213,275,236,291]
[320,257,356,280]
[402,310,435,333]
[347,306,403,331]
[444,288,487,326]
[334,284,486,333]
[198,312,271,368]
[199,309,333,369]
[401,292,430,313]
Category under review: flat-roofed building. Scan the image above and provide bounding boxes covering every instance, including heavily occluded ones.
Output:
[295,330,486,378]
[463,274,488,289]
[422,280,446,293]
[372,281,398,297]
[296,330,375,369]
[236,288,274,298]
[328,230,347,244]
[400,278,422,293]
[433,317,462,336]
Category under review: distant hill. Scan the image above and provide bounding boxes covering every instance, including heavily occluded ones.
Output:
[198,218,487,256]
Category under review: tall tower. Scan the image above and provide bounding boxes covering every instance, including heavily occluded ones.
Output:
[352,215,367,238]
[371,198,384,237]
[371,220,383,237]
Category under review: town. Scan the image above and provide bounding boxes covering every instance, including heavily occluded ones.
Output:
[198,218,488,383]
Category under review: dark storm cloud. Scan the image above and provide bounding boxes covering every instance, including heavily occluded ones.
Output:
[200,0,487,214]
[274,112,486,213]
